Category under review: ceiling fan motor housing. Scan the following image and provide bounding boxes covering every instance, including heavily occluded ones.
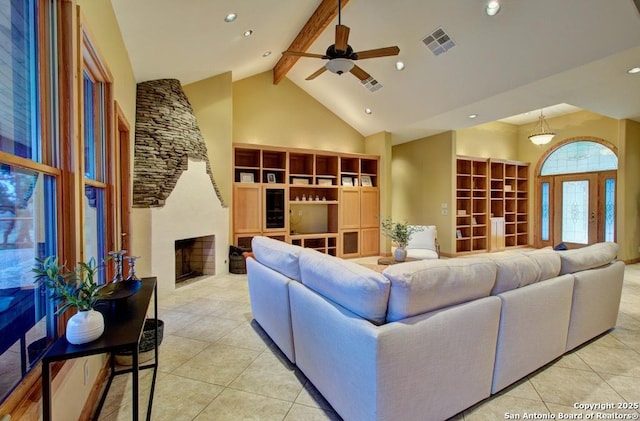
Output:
[325,44,355,59]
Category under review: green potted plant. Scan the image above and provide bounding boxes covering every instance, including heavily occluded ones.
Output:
[33,256,105,345]
[380,218,424,262]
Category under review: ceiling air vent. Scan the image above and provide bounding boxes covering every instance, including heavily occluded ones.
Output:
[361,76,382,92]
[422,27,455,56]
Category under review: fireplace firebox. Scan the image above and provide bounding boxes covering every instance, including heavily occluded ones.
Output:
[174,235,215,284]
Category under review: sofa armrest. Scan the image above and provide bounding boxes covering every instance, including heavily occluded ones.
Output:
[565,261,624,351]
[247,258,296,363]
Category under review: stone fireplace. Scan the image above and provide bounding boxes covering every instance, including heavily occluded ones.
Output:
[131,79,229,297]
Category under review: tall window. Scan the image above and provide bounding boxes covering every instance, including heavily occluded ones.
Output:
[0,0,60,402]
[81,68,109,283]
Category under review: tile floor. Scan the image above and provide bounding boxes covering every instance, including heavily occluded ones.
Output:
[98,259,640,421]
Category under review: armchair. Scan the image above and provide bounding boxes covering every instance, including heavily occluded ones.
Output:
[406,225,439,259]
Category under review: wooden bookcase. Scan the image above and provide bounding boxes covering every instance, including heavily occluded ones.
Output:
[456,156,529,254]
[233,144,380,257]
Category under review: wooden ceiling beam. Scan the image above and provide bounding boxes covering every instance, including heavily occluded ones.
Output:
[273,0,349,85]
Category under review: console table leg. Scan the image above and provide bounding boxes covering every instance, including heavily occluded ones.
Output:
[132,349,139,421]
[42,360,51,421]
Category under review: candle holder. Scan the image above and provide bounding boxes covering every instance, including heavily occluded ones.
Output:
[108,250,127,283]
[125,256,140,281]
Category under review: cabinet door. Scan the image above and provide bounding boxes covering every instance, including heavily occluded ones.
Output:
[360,228,380,256]
[490,217,505,251]
[234,184,262,233]
[263,186,288,232]
[340,187,360,229]
[339,230,360,258]
[360,188,379,228]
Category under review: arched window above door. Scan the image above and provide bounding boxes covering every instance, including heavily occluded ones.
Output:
[540,141,617,176]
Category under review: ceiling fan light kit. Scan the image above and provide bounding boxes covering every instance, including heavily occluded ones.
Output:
[282,0,400,83]
[528,109,556,145]
[326,58,354,74]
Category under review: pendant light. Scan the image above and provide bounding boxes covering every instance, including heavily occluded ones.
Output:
[528,109,556,145]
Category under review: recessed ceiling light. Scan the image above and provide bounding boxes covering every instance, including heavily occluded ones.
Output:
[224,13,237,23]
[365,108,373,115]
[395,61,405,71]
[262,51,272,57]
[627,66,640,74]
[468,114,478,119]
[485,0,501,16]
[243,30,253,37]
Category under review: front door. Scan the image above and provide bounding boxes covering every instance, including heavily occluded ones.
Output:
[553,174,598,248]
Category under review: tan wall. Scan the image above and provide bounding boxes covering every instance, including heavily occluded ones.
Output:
[233,71,365,152]
[77,0,137,123]
[456,121,518,160]
[364,132,392,252]
[183,72,233,205]
[619,119,640,262]
[391,131,455,255]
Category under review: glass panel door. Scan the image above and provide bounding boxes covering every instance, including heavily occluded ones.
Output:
[553,174,597,247]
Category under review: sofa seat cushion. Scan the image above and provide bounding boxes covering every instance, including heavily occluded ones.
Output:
[406,248,439,260]
[490,253,541,295]
[558,242,619,275]
[383,258,496,322]
[525,248,561,282]
[299,249,391,324]
[251,236,303,281]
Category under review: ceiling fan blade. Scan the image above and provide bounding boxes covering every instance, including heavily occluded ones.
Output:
[335,24,350,52]
[349,64,370,81]
[306,66,328,80]
[282,51,326,59]
[353,46,400,60]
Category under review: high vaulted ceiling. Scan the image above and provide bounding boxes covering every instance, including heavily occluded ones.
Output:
[111,0,640,145]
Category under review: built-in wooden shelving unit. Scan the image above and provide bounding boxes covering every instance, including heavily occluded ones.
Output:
[456,156,529,254]
[233,144,380,257]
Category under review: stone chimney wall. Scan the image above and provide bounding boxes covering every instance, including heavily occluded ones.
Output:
[133,78,225,207]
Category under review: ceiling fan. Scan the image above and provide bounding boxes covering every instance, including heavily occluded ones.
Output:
[282,0,400,82]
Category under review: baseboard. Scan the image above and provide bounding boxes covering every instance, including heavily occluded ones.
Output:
[623,257,640,265]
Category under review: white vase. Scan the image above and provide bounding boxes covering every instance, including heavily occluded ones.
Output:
[66,309,104,345]
[394,246,407,262]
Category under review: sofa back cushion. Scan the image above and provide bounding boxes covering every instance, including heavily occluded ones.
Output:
[558,242,619,275]
[490,253,541,295]
[251,236,303,281]
[383,258,496,322]
[299,249,391,324]
[525,248,561,282]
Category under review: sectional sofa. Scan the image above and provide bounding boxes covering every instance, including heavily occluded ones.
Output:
[246,237,624,421]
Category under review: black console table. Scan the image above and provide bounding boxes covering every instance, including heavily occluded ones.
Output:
[41,277,158,421]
